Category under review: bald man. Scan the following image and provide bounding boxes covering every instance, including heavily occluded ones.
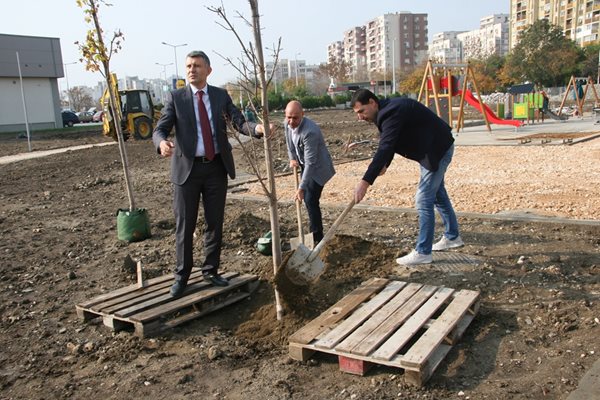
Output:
[284,101,335,244]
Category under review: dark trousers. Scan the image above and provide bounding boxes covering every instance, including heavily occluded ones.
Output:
[303,176,324,242]
[173,157,227,283]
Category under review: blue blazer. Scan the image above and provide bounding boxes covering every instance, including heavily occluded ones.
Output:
[285,116,335,190]
[152,84,258,185]
[363,97,454,185]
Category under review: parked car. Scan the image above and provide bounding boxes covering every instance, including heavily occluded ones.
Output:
[76,111,94,123]
[92,110,104,122]
[61,111,80,127]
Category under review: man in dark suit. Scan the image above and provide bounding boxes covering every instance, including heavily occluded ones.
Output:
[153,50,264,297]
[284,100,335,244]
[350,89,463,266]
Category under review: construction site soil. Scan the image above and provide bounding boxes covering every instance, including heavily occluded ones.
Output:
[0,108,599,400]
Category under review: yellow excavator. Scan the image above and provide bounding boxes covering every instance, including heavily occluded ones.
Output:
[102,73,161,141]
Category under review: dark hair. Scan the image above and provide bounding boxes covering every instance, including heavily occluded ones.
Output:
[350,89,379,107]
[186,50,210,67]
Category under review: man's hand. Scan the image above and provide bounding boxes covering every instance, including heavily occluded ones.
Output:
[295,188,304,202]
[354,180,370,204]
[255,123,276,138]
[290,159,299,168]
[159,140,174,157]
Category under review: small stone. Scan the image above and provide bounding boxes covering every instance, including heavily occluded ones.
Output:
[207,346,222,360]
[67,271,77,280]
[83,342,95,352]
[66,342,82,354]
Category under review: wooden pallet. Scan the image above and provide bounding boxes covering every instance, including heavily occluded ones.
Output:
[288,278,479,386]
[76,270,258,337]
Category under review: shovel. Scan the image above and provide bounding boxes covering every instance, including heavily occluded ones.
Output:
[284,198,355,284]
[289,166,314,250]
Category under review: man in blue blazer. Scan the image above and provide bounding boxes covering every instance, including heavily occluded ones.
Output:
[153,50,263,296]
[284,100,335,244]
[350,89,463,266]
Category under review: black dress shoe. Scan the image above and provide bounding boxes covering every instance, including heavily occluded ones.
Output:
[170,281,186,297]
[203,272,229,287]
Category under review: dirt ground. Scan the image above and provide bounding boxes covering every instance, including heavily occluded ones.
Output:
[1,109,599,400]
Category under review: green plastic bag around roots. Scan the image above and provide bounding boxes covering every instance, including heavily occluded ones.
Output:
[117,208,151,242]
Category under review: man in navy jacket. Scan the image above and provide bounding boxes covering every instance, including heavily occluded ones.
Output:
[351,89,463,266]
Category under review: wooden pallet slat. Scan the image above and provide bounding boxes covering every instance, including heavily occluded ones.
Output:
[400,289,480,369]
[288,277,389,345]
[314,281,407,350]
[348,284,440,357]
[76,271,258,337]
[289,279,480,387]
[371,287,455,361]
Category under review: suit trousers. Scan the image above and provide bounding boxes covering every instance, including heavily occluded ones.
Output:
[173,156,228,283]
[302,176,324,239]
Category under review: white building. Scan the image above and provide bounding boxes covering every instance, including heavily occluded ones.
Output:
[265,58,319,86]
[429,31,465,64]
[457,14,510,60]
[327,12,428,81]
[0,33,64,132]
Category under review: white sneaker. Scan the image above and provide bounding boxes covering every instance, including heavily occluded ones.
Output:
[432,235,464,251]
[396,250,433,266]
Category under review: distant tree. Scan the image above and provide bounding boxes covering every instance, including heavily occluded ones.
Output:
[470,54,507,93]
[504,19,582,86]
[579,43,600,80]
[398,64,426,95]
[69,86,95,111]
[318,59,351,86]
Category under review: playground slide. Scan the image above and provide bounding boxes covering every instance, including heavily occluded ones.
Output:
[459,89,523,127]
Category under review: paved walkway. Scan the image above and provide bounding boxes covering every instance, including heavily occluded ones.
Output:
[454,116,600,146]
[0,141,115,165]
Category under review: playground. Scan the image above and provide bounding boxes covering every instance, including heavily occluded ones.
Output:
[417,61,600,134]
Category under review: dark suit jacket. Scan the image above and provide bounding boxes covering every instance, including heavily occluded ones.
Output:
[363,97,454,185]
[152,84,258,185]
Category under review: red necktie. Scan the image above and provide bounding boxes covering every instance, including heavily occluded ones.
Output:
[196,90,215,160]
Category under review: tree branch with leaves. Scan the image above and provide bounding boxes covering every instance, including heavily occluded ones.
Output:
[75,0,137,211]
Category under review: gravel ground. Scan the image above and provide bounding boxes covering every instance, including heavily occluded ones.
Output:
[244,136,600,221]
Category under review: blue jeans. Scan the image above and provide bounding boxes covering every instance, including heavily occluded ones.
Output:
[415,144,459,255]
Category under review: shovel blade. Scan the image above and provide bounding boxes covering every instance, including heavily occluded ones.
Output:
[290,234,315,250]
[285,243,325,284]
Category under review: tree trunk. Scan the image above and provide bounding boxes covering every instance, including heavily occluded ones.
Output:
[249,0,284,321]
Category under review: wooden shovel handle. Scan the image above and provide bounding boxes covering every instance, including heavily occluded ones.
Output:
[293,166,304,244]
[308,198,355,262]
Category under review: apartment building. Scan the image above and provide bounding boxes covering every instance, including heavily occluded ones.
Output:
[429,32,465,63]
[458,14,510,60]
[343,27,367,80]
[510,0,600,48]
[327,12,428,82]
[265,58,319,86]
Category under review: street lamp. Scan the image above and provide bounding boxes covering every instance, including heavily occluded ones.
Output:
[294,52,301,86]
[63,61,77,110]
[155,62,173,81]
[392,38,397,94]
[155,62,173,103]
[161,42,187,81]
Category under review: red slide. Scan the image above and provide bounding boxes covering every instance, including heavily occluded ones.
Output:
[458,89,523,127]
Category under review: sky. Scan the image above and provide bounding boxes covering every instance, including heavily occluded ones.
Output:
[2,0,509,91]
